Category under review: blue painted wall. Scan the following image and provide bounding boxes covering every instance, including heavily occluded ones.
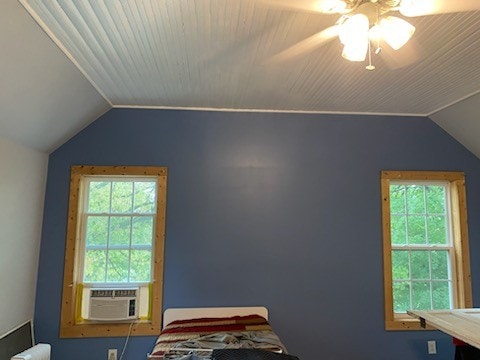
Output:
[35,109,480,360]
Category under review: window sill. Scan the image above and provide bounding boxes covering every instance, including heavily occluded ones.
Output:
[60,320,160,338]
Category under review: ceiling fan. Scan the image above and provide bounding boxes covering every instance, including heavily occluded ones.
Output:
[266,0,480,70]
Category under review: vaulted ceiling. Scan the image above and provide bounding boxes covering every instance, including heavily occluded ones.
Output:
[1,0,479,155]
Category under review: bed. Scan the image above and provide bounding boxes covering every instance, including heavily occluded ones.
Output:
[147,307,299,360]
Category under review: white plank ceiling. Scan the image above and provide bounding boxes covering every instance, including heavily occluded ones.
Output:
[18,0,480,116]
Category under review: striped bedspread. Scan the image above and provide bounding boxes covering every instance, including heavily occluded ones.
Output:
[151,314,288,358]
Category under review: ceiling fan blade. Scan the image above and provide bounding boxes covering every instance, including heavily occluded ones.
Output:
[377,37,425,69]
[257,0,348,15]
[267,26,340,64]
[400,0,480,17]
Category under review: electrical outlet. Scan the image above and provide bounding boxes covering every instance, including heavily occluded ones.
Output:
[428,340,437,354]
[108,349,117,360]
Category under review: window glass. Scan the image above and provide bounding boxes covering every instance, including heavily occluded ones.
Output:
[87,181,110,213]
[82,178,157,284]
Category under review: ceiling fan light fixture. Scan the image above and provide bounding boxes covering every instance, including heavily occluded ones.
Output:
[399,0,436,17]
[339,14,369,61]
[379,16,415,50]
[338,13,369,44]
[368,24,381,41]
[342,41,368,61]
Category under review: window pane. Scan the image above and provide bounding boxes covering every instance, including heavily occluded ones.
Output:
[130,250,152,282]
[392,251,409,280]
[390,185,406,214]
[432,281,451,309]
[106,250,129,282]
[391,215,407,245]
[411,251,430,280]
[84,250,106,282]
[86,216,108,246]
[412,281,431,310]
[132,216,153,246]
[426,186,446,214]
[407,215,426,245]
[109,216,131,246]
[406,185,425,214]
[111,182,133,213]
[431,250,449,280]
[427,215,447,245]
[134,182,156,213]
[393,281,411,312]
[88,181,110,213]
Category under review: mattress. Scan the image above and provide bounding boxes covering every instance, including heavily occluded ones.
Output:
[149,314,297,360]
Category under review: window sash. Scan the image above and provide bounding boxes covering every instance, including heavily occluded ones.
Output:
[84,177,158,215]
[391,248,455,315]
[389,181,457,314]
[78,177,157,285]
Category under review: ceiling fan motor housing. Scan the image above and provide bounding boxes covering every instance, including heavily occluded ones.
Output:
[348,0,402,24]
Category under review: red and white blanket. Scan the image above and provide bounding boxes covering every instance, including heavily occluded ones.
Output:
[151,314,288,358]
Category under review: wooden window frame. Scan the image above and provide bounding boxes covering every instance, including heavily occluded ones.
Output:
[60,166,167,338]
[381,171,472,331]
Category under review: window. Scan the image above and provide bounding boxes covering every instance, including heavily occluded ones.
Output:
[381,171,472,330]
[60,166,167,338]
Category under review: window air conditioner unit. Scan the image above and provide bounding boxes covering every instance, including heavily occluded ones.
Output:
[88,288,139,321]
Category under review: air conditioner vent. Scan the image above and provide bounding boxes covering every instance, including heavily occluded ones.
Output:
[91,289,136,298]
[87,287,139,321]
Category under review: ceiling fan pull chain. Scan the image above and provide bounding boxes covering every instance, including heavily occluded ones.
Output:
[374,3,382,54]
[366,40,376,71]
